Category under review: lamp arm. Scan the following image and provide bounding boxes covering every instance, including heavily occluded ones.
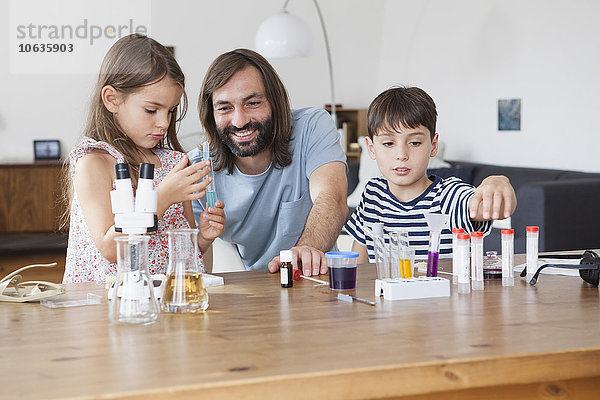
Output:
[282,0,337,125]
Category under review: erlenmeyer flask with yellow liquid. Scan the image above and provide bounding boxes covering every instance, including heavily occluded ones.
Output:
[161,228,209,313]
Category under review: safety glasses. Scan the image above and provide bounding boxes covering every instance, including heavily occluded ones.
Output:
[520,250,600,286]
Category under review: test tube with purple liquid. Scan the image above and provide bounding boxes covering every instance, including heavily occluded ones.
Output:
[424,213,449,278]
[427,231,440,277]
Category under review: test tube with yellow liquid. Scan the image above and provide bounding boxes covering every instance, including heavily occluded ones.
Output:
[400,256,413,279]
[392,229,413,279]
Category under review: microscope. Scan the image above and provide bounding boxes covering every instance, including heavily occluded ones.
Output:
[110,162,158,234]
[107,163,162,323]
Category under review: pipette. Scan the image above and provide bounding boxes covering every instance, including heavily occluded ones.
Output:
[202,141,217,208]
[293,270,328,285]
[337,293,377,306]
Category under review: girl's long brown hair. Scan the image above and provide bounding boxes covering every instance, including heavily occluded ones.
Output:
[59,34,188,231]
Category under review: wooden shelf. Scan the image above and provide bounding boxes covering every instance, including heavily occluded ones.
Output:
[324,106,367,162]
[0,162,68,233]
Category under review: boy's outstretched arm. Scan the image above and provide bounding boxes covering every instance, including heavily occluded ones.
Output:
[469,175,517,221]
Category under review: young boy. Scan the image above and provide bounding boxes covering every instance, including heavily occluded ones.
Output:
[345,86,516,263]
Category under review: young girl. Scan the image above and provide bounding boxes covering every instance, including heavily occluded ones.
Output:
[64,34,225,283]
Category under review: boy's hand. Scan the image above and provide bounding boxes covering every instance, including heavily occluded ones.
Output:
[469,175,517,220]
[198,201,226,245]
[267,245,327,276]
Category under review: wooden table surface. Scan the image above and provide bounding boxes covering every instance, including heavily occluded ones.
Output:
[1,256,599,400]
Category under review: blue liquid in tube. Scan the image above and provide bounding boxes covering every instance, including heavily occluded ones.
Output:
[202,141,217,208]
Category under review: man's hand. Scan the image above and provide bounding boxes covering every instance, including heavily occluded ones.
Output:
[267,245,327,276]
[469,175,517,221]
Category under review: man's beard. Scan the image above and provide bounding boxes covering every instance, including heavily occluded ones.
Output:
[217,117,274,158]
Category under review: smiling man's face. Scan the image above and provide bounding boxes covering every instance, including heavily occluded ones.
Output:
[212,66,273,157]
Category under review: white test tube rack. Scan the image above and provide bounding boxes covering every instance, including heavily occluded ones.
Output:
[375,277,450,301]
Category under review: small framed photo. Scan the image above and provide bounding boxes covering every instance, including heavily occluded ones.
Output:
[33,140,61,160]
[498,99,521,131]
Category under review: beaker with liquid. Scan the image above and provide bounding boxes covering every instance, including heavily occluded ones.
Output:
[161,228,209,313]
[109,235,160,325]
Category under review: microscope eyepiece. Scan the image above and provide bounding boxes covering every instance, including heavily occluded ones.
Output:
[115,163,130,180]
[139,163,154,180]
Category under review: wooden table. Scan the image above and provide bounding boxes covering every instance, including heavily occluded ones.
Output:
[1,257,599,400]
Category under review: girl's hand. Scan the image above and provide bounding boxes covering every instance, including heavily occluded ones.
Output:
[157,156,212,213]
[198,201,226,251]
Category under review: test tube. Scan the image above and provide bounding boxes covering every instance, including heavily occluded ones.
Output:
[451,228,465,284]
[393,230,412,279]
[202,141,217,208]
[501,229,515,286]
[372,223,390,280]
[389,231,401,279]
[456,233,471,294]
[400,247,413,279]
[427,230,441,277]
[470,231,484,290]
[526,226,539,281]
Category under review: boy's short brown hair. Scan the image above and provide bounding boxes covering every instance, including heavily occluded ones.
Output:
[367,86,437,140]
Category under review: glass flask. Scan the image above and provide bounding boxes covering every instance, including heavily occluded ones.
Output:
[161,228,209,313]
[109,235,160,325]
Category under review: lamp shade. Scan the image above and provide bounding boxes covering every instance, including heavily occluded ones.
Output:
[255,10,312,58]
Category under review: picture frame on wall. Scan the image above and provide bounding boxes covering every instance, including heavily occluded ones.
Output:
[498,99,521,131]
[33,140,61,160]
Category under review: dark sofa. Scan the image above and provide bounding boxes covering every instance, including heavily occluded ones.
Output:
[346,160,600,253]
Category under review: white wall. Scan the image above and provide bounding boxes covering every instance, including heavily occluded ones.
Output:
[0,0,383,161]
[378,0,600,172]
[2,0,599,173]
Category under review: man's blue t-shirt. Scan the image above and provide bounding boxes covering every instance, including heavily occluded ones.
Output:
[189,107,346,270]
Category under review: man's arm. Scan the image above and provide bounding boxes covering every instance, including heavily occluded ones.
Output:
[267,161,348,275]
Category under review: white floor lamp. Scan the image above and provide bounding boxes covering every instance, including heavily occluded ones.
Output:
[255,0,337,125]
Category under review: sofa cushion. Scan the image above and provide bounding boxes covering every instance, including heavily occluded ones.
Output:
[427,165,475,184]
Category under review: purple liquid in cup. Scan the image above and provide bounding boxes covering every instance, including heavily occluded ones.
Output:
[328,266,357,290]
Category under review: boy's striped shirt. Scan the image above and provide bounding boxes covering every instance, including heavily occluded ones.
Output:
[344,176,492,261]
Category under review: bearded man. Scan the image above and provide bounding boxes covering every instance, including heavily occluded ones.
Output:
[188,49,348,274]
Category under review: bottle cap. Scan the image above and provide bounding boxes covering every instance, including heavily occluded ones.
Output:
[452,228,465,234]
[293,269,302,281]
[501,229,514,234]
[470,231,484,238]
[457,233,470,240]
[526,226,539,232]
[280,250,293,262]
